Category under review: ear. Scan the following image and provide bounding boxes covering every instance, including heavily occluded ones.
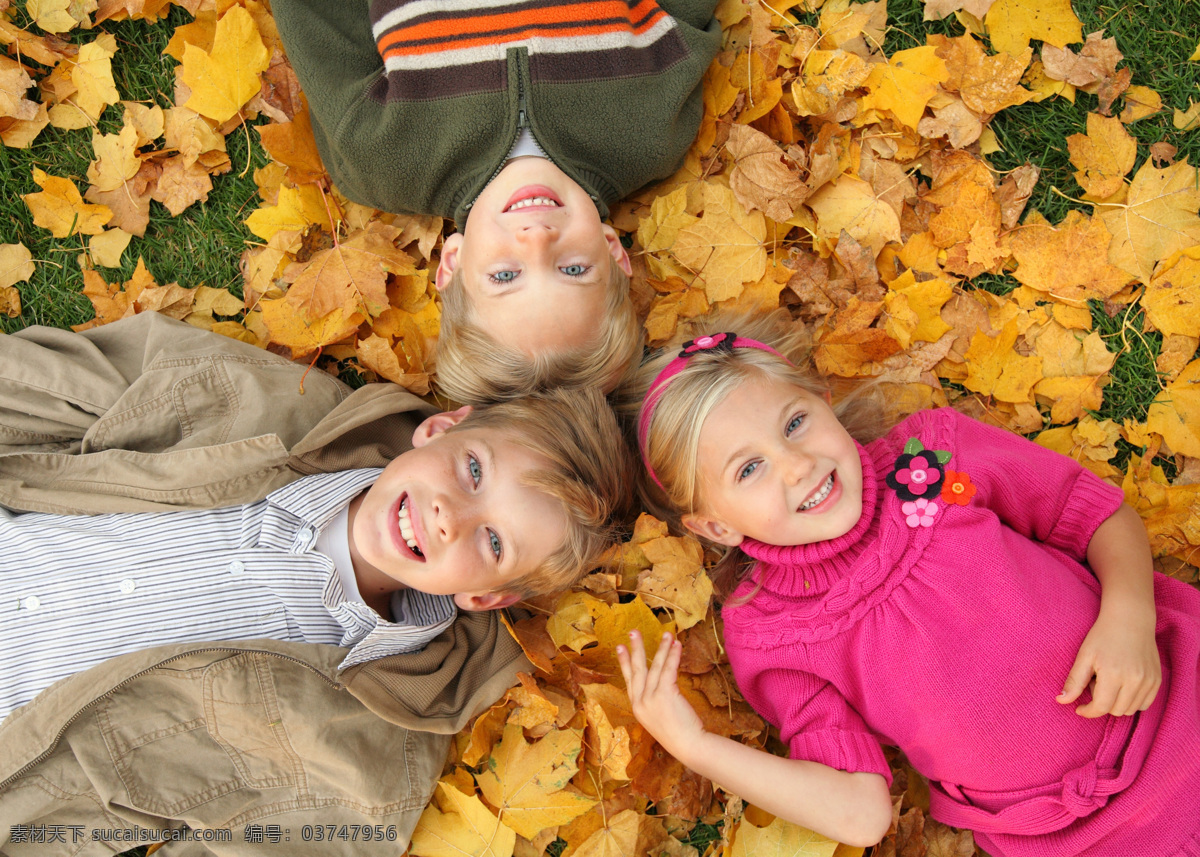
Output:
[602,224,633,277]
[411,405,473,447]
[454,589,522,611]
[435,232,464,291]
[822,388,832,405]
[681,512,745,547]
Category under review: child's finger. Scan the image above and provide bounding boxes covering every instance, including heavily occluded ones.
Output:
[621,631,648,697]
[644,632,676,693]
[1056,655,1094,706]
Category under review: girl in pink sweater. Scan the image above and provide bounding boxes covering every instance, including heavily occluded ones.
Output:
[615,310,1200,854]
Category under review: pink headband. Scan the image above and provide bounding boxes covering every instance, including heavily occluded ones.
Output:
[637,332,786,490]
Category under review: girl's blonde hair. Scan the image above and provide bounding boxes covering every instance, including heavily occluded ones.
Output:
[614,308,888,596]
[434,261,642,404]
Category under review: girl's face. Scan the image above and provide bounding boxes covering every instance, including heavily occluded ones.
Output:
[683,374,864,548]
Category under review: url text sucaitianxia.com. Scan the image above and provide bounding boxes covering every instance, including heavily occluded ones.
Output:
[7,825,232,845]
[6,823,401,845]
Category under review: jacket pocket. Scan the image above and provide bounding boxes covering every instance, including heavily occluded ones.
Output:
[86,361,237,453]
[96,653,300,818]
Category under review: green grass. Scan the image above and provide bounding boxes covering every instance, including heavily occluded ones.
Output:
[2,3,266,334]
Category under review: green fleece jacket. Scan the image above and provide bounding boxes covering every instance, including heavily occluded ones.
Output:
[272,0,721,225]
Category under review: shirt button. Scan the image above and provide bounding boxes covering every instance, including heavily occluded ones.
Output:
[228,560,245,576]
[298,526,315,545]
[21,595,41,611]
[119,578,137,595]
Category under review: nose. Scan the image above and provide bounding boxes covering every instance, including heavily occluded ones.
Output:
[432,493,479,543]
[514,222,559,246]
[780,448,815,485]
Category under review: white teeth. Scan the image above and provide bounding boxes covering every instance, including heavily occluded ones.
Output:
[507,196,559,211]
[397,498,423,556]
[799,474,835,511]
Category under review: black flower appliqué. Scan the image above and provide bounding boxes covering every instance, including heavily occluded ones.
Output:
[885,438,951,502]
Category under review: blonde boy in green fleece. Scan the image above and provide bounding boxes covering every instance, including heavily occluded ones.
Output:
[272,0,722,402]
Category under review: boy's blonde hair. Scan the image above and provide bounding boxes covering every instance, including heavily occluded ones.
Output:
[614,309,887,596]
[435,261,642,404]
[450,386,634,598]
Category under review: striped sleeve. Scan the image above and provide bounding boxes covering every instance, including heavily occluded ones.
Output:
[370,0,684,97]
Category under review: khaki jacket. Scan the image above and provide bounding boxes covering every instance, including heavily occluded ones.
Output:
[0,315,530,855]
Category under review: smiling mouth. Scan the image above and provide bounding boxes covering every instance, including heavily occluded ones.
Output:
[798,473,835,512]
[504,185,563,212]
[397,496,425,559]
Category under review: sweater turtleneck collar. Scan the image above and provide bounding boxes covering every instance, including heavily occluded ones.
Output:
[736,442,882,594]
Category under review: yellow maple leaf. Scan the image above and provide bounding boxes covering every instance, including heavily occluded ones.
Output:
[286,226,412,321]
[673,184,767,303]
[0,243,35,289]
[87,122,141,193]
[1119,85,1162,123]
[1096,159,1200,284]
[88,228,132,268]
[731,815,840,857]
[885,270,953,347]
[1066,113,1136,199]
[1146,358,1200,458]
[1144,247,1200,338]
[985,0,1082,58]
[24,168,112,238]
[580,682,635,781]
[807,175,902,257]
[962,319,1042,404]
[409,782,516,857]
[637,533,713,630]
[179,5,270,123]
[793,49,872,117]
[27,0,93,33]
[475,723,596,839]
[245,183,335,242]
[546,591,603,654]
[1174,100,1200,132]
[571,809,644,857]
[53,34,119,127]
[930,34,1033,116]
[860,45,949,131]
[1006,210,1132,305]
[259,298,363,357]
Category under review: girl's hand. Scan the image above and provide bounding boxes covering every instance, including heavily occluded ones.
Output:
[1058,606,1161,718]
[616,630,706,763]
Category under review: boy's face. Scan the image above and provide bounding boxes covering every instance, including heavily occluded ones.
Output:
[435,157,633,355]
[349,408,568,611]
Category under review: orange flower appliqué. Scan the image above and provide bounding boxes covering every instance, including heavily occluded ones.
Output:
[941,470,976,505]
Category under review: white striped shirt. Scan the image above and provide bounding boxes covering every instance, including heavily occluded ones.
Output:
[1,470,455,720]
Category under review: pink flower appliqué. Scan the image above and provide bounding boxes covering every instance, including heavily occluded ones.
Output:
[893,462,941,496]
[679,332,736,357]
[901,498,939,528]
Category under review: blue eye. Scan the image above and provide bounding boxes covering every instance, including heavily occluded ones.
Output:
[489,270,518,283]
[488,530,502,560]
[786,414,805,434]
[738,461,759,481]
[467,454,482,486]
[561,264,588,276]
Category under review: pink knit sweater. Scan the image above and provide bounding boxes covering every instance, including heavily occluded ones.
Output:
[722,408,1200,856]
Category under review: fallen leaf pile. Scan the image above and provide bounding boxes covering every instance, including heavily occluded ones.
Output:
[5,0,1200,854]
